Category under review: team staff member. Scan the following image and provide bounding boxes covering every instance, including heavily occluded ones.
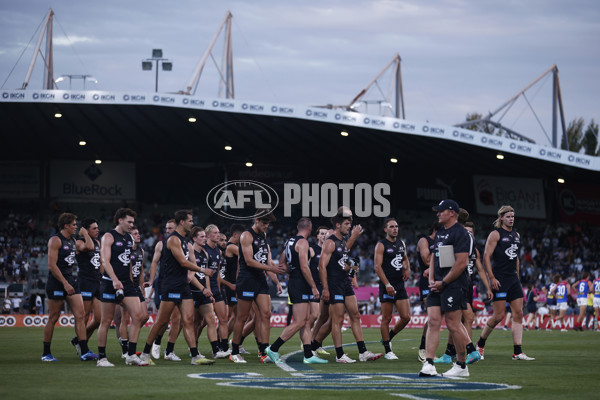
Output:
[43,213,96,362]
[70,218,102,358]
[374,218,411,360]
[476,205,534,361]
[419,199,472,378]
[416,222,439,362]
[140,210,215,366]
[434,213,489,365]
[230,210,285,363]
[320,207,381,364]
[96,208,148,367]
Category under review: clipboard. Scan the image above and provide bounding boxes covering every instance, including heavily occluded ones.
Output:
[438,245,455,269]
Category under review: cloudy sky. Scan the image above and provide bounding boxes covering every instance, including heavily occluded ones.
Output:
[1,0,598,146]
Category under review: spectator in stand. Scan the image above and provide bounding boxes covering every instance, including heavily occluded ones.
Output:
[3,297,12,314]
[35,294,43,314]
[11,293,22,314]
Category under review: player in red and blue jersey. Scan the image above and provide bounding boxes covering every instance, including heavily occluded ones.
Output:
[572,272,592,331]
[593,275,600,331]
[554,275,570,331]
[542,274,560,330]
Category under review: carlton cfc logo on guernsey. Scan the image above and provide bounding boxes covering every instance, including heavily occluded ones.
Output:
[505,244,518,260]
[391,255,403,270]
[63,245,69,250]
[386,248,394,253]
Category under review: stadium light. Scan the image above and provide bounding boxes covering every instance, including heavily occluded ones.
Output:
[54,112,62,118]
[224,145,232,151]
[94,159,102,165]
[188,117,197,123]
[142,49,172,92]
[340,131,349,137]
[390,158,398,163]
[78,140,87,146]
[496,153,504,160]
[557,178,565,184]
[55,74,97,90]
[245,162,253,167]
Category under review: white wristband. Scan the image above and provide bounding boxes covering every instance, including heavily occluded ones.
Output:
[385,283,393,289]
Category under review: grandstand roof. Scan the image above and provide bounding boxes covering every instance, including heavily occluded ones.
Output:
[1,90,599,181]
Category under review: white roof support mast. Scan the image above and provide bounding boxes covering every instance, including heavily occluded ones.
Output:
[181,11,234,98]
[22,9,55,90]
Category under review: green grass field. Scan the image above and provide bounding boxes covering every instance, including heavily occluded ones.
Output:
[0,326,598,400]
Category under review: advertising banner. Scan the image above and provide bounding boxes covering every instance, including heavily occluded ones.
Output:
[473,175,546,218]
[557,181,600,225]
[2,313,576,330]
[50,160,136,201]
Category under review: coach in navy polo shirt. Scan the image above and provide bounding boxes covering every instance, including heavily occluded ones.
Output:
[419,199,472,378]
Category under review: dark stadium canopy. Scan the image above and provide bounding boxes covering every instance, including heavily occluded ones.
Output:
[1,101,597,182]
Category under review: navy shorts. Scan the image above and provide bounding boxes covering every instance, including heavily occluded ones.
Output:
[160,285,193,303]
[223,287,238,305]
[78,277,101,301]
[492,276,523,303]
[153,277,162,309]
[236,275,270,301]
[427,283,467,313]
[211,287,224,303]
[46,275,80,300]
[419,277,430,301]
[466,281,474,308]
[192,291,212,307]
[288,276,313,304]
[328,280,355,304]
[379,281,409,303]
[100,279,138,303]
[310,283,323,303]
[135,286,145,302]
